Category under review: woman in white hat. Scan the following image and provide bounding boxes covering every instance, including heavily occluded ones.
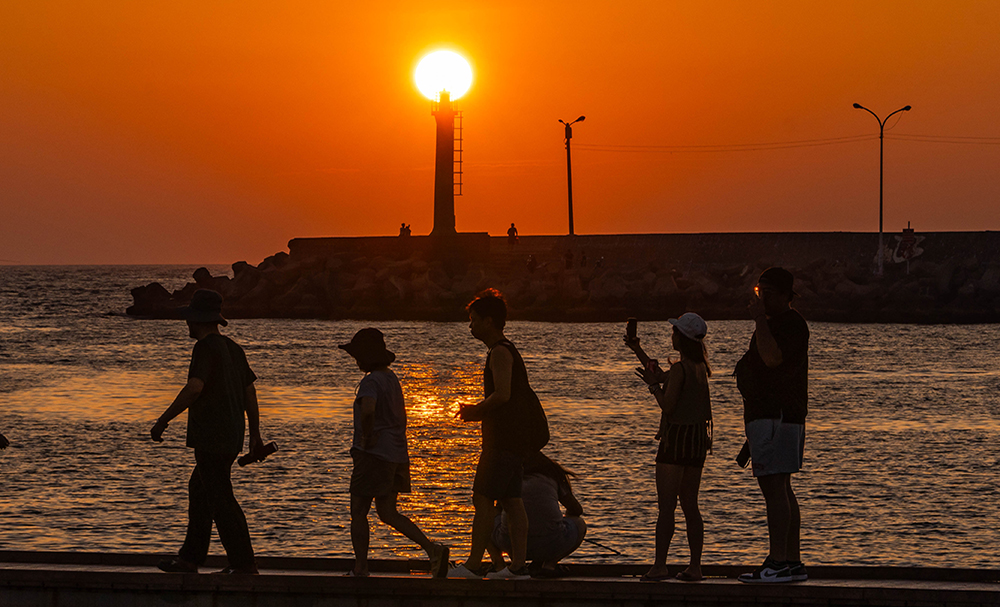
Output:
[625,313,712,582]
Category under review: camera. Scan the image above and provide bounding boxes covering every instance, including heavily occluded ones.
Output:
[735,440,751,469]
[238,441,278,467]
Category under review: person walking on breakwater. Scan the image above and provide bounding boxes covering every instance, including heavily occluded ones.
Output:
[491,451,586,578]
[626,313,713,582]
[151,289,264,575]
[507,223,518,245]
[338,328,450,578]
[734,267,809,583]
[450,289,549,580]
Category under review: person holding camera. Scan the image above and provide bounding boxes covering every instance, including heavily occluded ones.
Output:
[626,313,712,582]
[338,328,450,578]
[735,267,809,583]
[151,289,264,575]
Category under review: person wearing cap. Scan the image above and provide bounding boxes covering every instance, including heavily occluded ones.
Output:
[626,312,713,582]
[736,267,809,584]
[150,289,264,575]
[338,328,450,578]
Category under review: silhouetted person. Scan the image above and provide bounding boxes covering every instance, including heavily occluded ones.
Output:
[399,223,411,237]
[338,328,450,578]
[526,255,537,274]
[151,289,263,575]
[627,313,712,582]
[0,433,8,449]
[491,451,586,578]
[735,268,809,583]
[507,223,518,245]
[580,252,588,268]
[450,289,547,580]
[564,249,574,270]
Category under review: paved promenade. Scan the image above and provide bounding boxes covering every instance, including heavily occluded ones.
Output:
[1,552,997,606]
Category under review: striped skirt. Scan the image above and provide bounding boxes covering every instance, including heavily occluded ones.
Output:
[655,421,712,467]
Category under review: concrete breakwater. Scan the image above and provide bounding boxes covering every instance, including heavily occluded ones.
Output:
[126,231,1000,323]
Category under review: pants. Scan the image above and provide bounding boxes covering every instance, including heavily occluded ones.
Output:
[177,450,255,568]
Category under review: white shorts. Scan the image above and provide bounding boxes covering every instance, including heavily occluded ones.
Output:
[745,418,804,477]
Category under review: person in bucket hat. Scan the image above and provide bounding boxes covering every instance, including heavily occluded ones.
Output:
[151,289,266,575]
[338,328,450,578]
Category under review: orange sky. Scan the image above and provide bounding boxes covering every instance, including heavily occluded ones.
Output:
[2,0,1000,264]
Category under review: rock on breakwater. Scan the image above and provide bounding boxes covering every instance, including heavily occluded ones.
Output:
[126,232,1000,323]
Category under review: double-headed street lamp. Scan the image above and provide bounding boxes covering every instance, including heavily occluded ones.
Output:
[853,102,912,276]
[559,116,586,235]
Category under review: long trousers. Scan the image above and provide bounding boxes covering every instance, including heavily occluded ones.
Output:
[177,450,255,568]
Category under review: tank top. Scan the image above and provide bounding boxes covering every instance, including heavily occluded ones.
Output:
[663,359,712,426]
[483,339,545,453]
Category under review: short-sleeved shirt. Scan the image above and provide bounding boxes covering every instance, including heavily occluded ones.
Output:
[742,309,809,424]
[352,368,409,464]
[498,472,571,540]
[186,333,257,454]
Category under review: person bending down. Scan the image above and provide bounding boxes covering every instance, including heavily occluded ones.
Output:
[491,451,586,578]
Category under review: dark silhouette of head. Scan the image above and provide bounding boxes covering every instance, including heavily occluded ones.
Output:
[467,288,507,331]
[339,328,396,372]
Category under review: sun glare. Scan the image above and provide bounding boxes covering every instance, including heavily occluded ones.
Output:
[415,51,473,101]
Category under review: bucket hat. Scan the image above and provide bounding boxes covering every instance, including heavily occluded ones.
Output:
[339,328,396,367]
[178,289,228,326]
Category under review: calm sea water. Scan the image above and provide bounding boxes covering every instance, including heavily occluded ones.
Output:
[1,265,998,567]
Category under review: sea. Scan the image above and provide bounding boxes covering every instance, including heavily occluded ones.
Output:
[1,265,998,567]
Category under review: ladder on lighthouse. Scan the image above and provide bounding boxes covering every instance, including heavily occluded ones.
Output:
[453,112,463,196]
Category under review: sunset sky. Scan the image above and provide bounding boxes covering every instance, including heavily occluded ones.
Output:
[3,1,1000,264]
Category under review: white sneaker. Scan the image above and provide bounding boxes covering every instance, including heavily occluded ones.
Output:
[447,563,483,579]
[486,566,531,580]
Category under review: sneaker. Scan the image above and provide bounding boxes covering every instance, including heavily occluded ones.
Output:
[788,561,808,582]
[447,563,484,579]
[486,566,531,580]
[738,557,792,583]
[157,558,198,573]
[213,564,259,575]
[429,543,450,578]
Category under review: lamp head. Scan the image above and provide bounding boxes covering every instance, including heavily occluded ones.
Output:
[576,115,586,123]
[853,103,863,109]
[903,105,912,111]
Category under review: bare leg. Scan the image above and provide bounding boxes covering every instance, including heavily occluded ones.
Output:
[350,494,374,575]
[677,465,705,579]
[757,473,792,562]
[464,492,496,570]
[646,463,683,578]
[374,493,433,553]
[499,497,528,571]
[786,476,801,562]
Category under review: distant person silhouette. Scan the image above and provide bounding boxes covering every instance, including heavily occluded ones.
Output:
[151,289,264,575]
[507,223,518,245]
[0,433,8,449]
[338,328,450,578]
[734,267,809,583]
[450,289,548,580]
[580,252,588,268]
[399,223,411,237]
[491,451,586,578]
[626,313,712,582]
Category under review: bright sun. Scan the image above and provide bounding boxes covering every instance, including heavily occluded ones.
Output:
[415,51,473,101]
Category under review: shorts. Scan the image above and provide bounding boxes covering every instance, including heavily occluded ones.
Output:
[655,421,711,467]
[350,449,411,497]
[745,417,805,477]
[492,514,581,562]
[472,449,524,499]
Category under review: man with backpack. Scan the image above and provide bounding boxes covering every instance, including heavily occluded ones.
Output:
[449,289,548,580]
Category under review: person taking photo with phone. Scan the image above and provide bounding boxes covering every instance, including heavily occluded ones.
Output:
[626,313,713,582]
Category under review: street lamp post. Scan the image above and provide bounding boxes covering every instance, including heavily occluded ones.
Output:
[559,116,585,235]
[853,103,911,276]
